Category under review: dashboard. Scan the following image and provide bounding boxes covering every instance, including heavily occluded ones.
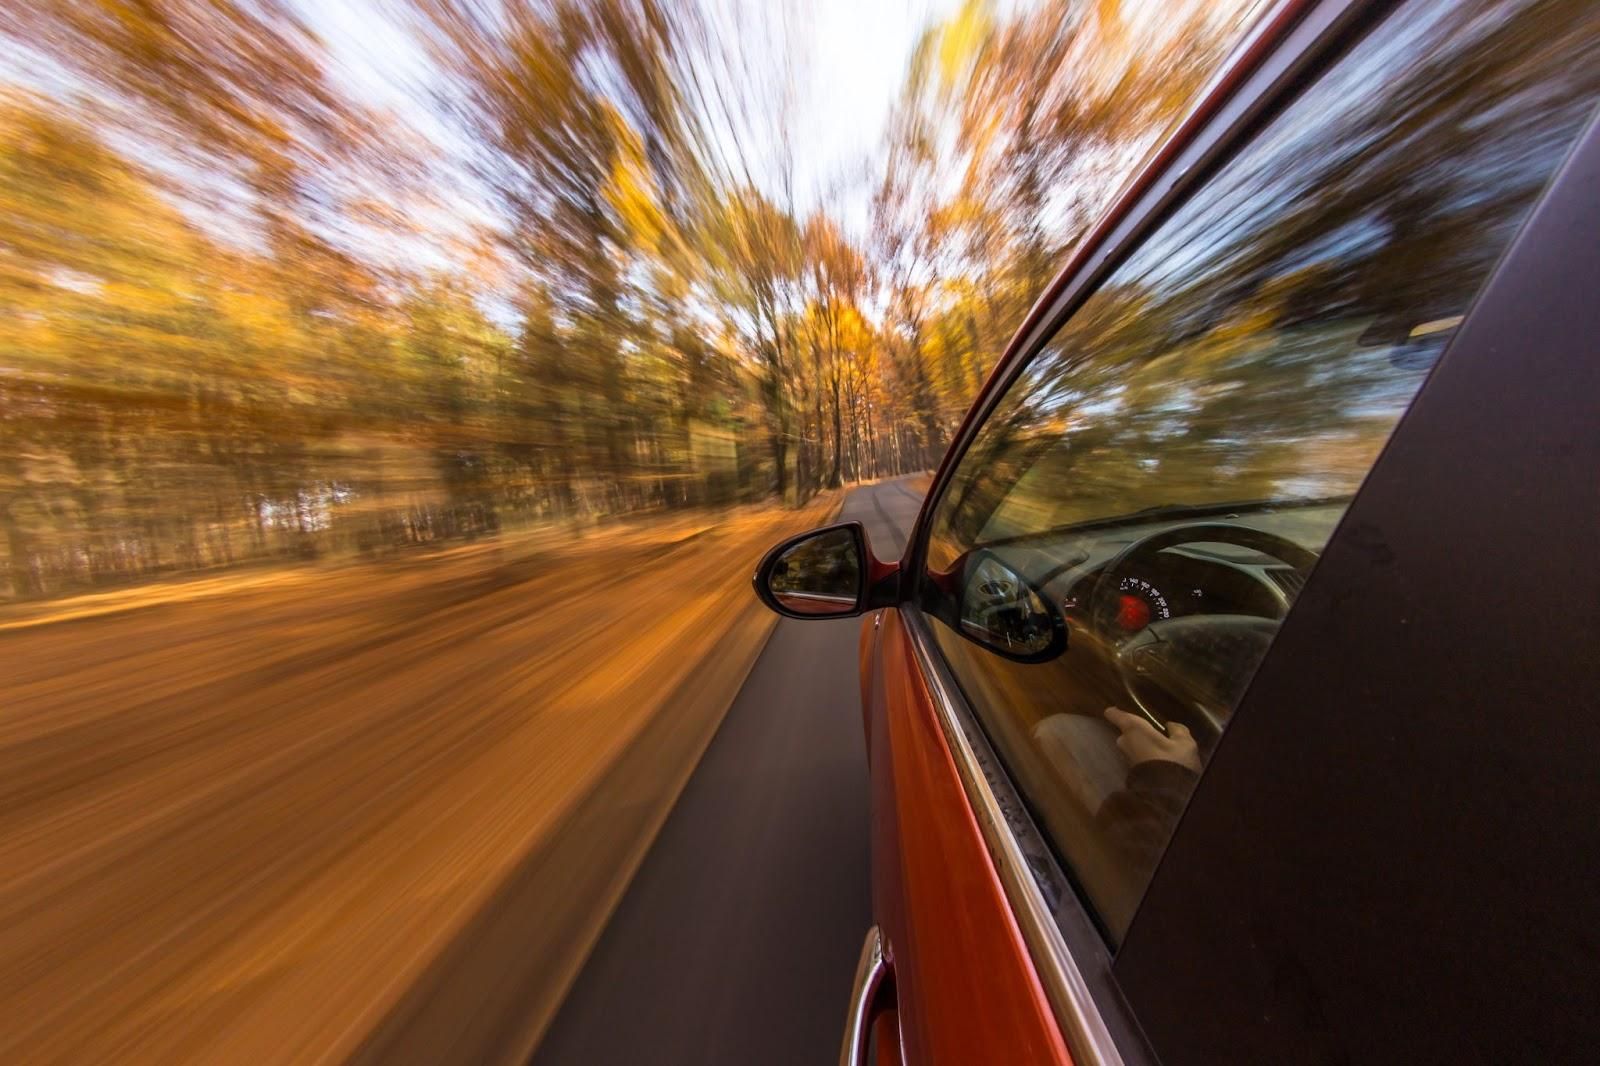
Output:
[1071,545,1295,636]
[996,501,1347,645]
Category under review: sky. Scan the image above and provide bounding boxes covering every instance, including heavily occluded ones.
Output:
[300,0,962,242]
[785,0,962,228]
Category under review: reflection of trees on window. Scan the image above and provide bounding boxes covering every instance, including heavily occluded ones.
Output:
[935,0,1600,548]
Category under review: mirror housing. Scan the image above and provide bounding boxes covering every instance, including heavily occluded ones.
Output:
[752,521,898,619]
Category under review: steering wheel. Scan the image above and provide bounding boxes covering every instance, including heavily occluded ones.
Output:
[1089,523,1318,747]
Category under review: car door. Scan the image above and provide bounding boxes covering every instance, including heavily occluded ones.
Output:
[860,0,1600,1061]
[858,605,1075,1065]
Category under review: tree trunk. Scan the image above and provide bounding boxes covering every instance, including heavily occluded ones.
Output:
[848,389,861,484]
[828,372,843,489]
[864,400,876,480]
[770,427,788,502]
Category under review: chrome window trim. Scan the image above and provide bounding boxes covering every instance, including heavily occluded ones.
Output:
[903,611,1129,1066]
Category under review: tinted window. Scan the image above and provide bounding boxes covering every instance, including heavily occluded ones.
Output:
[920,0,1600,942]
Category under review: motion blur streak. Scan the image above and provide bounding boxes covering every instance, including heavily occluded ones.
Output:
[0,497,837,1063]
[0,0,1253,1061]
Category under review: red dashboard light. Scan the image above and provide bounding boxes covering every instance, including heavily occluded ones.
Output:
[1117,594,1151,632]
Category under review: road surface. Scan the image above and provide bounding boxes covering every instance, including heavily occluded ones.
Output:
[530,477,926,1066]
[0,497,839,1066]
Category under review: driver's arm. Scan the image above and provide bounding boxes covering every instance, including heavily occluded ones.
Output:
[1096,707,1202,874]
[1105,707,1201,772]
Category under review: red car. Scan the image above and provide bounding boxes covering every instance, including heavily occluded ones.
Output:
[754,0,1600,1062]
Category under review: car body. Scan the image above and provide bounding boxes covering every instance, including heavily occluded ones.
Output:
[753,0,1600,1062]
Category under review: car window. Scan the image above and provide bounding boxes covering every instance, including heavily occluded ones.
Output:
[919,0,1600,943]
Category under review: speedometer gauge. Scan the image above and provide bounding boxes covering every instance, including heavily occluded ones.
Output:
[1115,576,1172,632]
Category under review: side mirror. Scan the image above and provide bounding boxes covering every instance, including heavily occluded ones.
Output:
[957,550,1065,661]
[753,522,896,619]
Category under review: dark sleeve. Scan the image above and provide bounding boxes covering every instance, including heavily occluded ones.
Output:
[1095,759,1200,876]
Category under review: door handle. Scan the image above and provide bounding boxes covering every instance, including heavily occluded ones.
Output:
[840,925,893,1066]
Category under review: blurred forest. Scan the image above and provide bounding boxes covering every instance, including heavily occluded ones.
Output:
[0,0,1248,601]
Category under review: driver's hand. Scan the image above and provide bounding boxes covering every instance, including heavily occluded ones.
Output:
[1104,706,1201,773]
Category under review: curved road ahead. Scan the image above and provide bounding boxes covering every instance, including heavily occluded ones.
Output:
[531,477,925,1066]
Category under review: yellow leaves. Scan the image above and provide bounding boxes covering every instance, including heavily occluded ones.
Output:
[605,147,665,255]
[937,0,993,91]
[832,301,876,358]
[1094,0,1126,54]
[597,101,683,268]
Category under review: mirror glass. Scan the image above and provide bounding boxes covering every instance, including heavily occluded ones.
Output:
[960,554,1060,658]
[767,527,862,616]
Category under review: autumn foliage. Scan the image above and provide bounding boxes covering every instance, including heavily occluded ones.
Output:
[0,0,1248,599]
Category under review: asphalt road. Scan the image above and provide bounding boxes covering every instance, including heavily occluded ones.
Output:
[531,477,926,1066]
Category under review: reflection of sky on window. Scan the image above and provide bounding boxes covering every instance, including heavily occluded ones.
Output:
[1343,362,1430,419]
[1124,2,1459,293]
[1131,396,1198,442]
[1012,0,1594,499]
[1071,389,1126,423]
[1274,218,1386,277]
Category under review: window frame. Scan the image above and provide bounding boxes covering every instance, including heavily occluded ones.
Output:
[890,0,1555,1059]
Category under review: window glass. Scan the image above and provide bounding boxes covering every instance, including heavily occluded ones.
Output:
[920,0,1600,942]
